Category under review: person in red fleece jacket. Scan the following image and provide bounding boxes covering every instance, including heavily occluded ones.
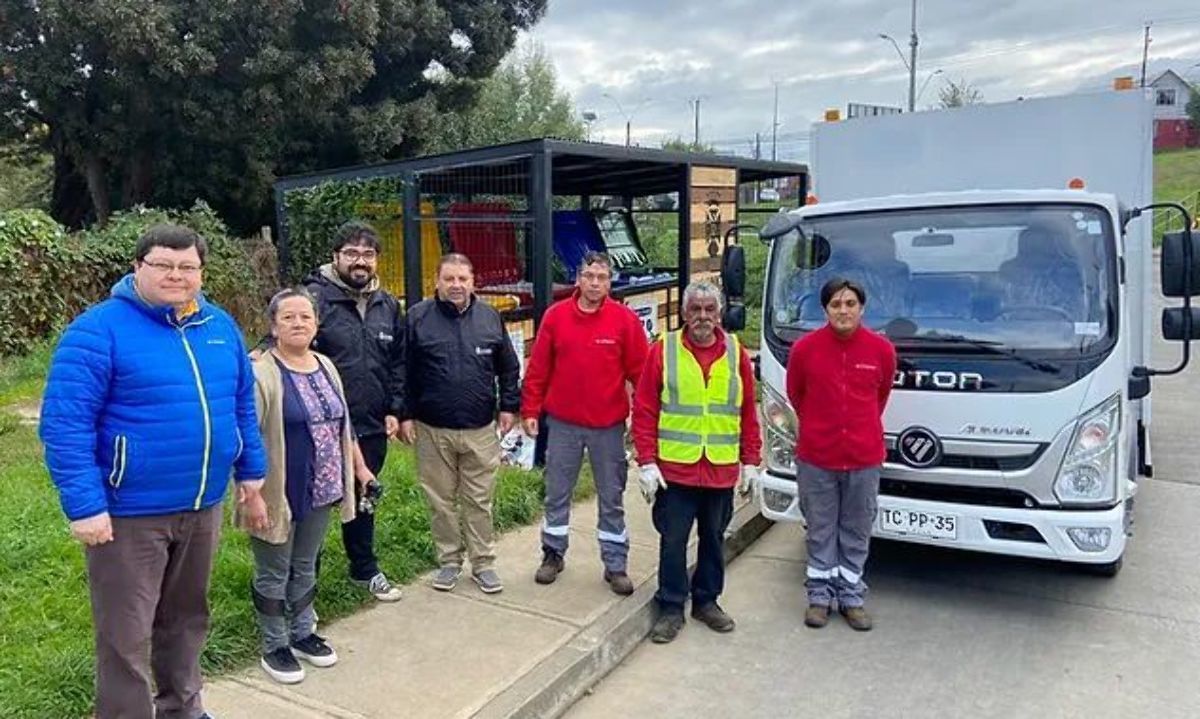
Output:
[787,278,896,632]
[631,281,762,644]
[521,252,649,595]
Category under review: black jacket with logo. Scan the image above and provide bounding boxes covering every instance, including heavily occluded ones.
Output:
[304,270,405,438]
[404,295,521,430]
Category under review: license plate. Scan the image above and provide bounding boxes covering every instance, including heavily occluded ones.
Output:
[878,508,958,539]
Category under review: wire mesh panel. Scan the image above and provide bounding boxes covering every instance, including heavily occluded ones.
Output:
[415,156,574,316]
[356,200,441,298]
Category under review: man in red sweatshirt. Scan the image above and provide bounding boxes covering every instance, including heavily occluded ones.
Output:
[522,252,650,595]
[631,281,761,644]
[786,278,896,632]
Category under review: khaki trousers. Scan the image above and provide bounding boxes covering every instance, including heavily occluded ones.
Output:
[415,422,500,571]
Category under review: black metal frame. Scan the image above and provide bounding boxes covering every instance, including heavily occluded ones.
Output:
[273,138,807,327]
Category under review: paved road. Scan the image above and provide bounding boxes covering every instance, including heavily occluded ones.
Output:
[567,274,1200,718]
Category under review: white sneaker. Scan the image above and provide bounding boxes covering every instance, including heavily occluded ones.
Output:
[364,572,403,602]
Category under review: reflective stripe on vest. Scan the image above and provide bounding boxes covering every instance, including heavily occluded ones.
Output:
[657,331,743,465]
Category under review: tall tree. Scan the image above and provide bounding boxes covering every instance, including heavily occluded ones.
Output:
[938,78,984,108]
[424,42,584,153]
[0,0,546,231]
[0,130,50,211]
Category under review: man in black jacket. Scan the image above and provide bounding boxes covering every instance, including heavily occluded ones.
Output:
[303,221,405,602]
[399,253,521,595]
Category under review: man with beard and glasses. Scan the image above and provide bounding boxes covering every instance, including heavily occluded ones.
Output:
[631,280,761,644]
[299,221,405,602]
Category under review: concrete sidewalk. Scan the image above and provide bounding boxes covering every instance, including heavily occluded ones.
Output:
[204,477,767,719]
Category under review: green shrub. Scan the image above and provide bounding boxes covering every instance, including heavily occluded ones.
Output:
[0,210,73,355]
[0,204,276,356]
[82,204,277,337]
[281,177,406,282]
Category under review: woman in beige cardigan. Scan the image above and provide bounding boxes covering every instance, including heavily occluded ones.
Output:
[236,288,373,685]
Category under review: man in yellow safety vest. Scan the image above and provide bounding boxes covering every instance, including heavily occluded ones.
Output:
[630,280,762,644]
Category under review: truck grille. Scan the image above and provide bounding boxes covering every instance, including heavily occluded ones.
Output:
[880,478,1037,509]
[885,445,1045,472]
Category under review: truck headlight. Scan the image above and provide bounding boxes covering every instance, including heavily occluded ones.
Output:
[763,384,797,474]
[1053,394,1120,505]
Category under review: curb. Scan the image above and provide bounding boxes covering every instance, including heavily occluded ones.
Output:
[471,502,774,719]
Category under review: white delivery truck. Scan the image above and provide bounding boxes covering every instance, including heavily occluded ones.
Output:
[749,91,1198,575]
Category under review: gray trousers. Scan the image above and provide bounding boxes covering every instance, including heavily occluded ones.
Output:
[541,415,630,572]
[85,505,222,719]
[798,460,881,608]
[250,506,332,653]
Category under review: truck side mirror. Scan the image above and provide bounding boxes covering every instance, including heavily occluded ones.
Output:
[1162,306,1200,341]
[721,244,747,332]
[1161,230,1200,297]
[721,244,746,297]
[722,301,747,332]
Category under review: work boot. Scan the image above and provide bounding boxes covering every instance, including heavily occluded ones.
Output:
[804,604,830,629]
[691,602,736,633]
[604,570,634,596]
[535,550,564,585]
[650,612,685,644]
[840,605,873,631]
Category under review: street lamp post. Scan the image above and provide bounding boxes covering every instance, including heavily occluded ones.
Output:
[917,68,943,104]
[879,0,920,112]
[907,0,919,114]
[581,110,598,141]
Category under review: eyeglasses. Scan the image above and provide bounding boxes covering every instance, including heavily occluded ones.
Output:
[340,249,378,262]
[141,260,203,275]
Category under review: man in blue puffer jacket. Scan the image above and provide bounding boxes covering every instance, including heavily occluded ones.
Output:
[39,224,268,719]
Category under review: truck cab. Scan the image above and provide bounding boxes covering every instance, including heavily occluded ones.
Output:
[751,91,1196,575]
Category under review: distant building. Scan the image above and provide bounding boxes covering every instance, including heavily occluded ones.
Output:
[1150,70,1197,151]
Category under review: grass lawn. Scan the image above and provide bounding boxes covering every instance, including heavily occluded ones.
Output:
[0,408,578,718]
[1154,147,1200,206]
[0,341,51,407]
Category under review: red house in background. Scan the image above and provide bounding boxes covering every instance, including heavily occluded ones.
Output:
[1151,70,1198,151]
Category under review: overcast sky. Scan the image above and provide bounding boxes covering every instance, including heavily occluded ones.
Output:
[523,0,1200,161]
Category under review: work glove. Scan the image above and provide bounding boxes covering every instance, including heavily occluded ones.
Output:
[738,464,760,497]
[638,464,667,503]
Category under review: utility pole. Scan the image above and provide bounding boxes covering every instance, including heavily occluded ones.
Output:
[1140,23,1152,88]
[907,0,919,113]
[691,98,702,145]
[754,132,761,160]
[771,82,779,161]
[624,120,631,148]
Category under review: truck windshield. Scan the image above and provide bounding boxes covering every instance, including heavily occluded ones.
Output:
[766,204,1117,354]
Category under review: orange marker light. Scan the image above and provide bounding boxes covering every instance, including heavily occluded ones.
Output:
[805,194,819,205]
[1068,177,1086,190]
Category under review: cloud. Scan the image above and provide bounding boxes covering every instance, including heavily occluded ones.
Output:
[525,0,1200,160]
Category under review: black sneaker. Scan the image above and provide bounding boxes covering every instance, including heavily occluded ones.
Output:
[291,633,339,667]
[650,612,685,644]
[260,647,305,684]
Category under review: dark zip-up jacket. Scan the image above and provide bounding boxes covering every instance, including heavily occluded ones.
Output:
[304,269,405,438]
[404,295,521,430]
